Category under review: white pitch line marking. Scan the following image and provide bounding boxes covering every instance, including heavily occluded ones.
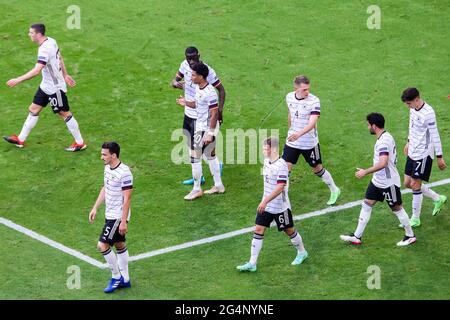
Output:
[130,178,450,262]
[0,217,107,269]
[2,178,449,267]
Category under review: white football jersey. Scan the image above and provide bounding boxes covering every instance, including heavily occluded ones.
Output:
[285,92,321,150]
[104,162,133,220]
[37,37,67,95]
[177,60,221,119]
[408,102,443,160]
[262,158,291,214]
[194,84,219,132]
[372,131,401,189]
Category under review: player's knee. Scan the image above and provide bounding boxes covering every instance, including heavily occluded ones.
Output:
[254,225,265,235]
[284,227,295,237]
[313,164,323,174]
[28,105,41,116]
[391,204,403,212]
[97,242,109,252]
[410,180,421,191]
[114,242,126,251]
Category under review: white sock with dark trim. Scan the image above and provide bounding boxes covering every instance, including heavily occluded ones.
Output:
[191,160,202,191]
[208,156,223,187]
[316,168,338,193]
[249,232,264,265]
[18,112,39,142]
[289,230,305,253]
[101,248,121,279]
[354,202,373,238]
[65,115,84,145]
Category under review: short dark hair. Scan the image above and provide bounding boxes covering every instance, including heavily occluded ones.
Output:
[401,87,420,102]
[192,62,209,79]
[185,47,199,56]
[294,75,310,85]
[366,113,385,129]
[102,141,120,158]
[264,137,279,150]
[31,23,46,35]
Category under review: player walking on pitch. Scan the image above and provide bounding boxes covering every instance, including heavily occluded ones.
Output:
[89,142,133,293]
[340,113,416,246]
[400,87,447,228]
[281,75,340,205]
[237,137,308,272]
[3,23,86,151]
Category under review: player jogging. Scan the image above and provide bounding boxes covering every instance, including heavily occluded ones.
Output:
[4,23,86,151]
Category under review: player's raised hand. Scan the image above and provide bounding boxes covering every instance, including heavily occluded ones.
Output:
[6,78,20,87]
[355,168,366,179]
[89,208,97,223]
[64,75,76,87]
[176,95,186,106]
[437,157,447,170]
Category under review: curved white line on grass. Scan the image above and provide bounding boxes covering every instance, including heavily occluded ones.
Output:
[0,217,107,269]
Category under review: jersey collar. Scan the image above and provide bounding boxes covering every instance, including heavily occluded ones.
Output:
[414,102,425,112]
[110,161,121,170]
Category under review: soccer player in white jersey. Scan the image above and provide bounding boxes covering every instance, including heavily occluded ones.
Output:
[171,47,226,186]
[176,63,225,200]
[237,137,308,272]
[3,23,86,152]
[340,113,416,246]
[281,75,340,205]
[400,88,447,228]
[89,142,133,293]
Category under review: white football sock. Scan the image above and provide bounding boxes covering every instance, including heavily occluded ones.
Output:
[208,157,223,187]
[412,190,423,219]
[354,201,373,238]
[101,248,121,279]
[289,230,305,253]
[316,168,338,193]
[393,208,414,237]
[116,246,130,282]
[421,185,440,201]
[249,233,264,265]
[191,160,203,191]
[65,115,84,145]
[18,112,39,142]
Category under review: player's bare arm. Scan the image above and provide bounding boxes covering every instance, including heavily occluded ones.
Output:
[89,186,105,223]
[216,83,226,123]
[204,107,218,144]
[287,115,319,142]
[171,75,184,89]
[403,141,409,155]
[176,96,195,108]
[257,183,285,213]
[59,53,76,87]
[437,157,447,170]
[6,63,45,87]
[119,188,132,235]
[355,155,388,179]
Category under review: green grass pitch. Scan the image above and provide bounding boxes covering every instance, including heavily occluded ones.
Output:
[0,0,449,299]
